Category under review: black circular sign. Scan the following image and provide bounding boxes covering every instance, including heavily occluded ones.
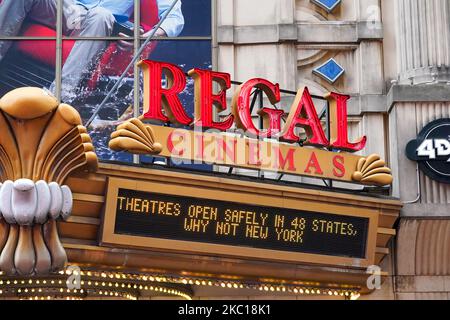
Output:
[406,118,450,184]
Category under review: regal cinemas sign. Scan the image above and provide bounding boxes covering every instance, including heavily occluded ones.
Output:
[109,60,393,187]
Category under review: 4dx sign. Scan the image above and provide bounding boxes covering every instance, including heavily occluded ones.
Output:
[416,139,450,161]
[407,118,450,184]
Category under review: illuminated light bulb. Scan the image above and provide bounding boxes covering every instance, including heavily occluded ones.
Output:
[18,289,22,293]
[201,281,206,286]
[299,289,304,294]
[305,289,310,294]
[43,280,47,284]
[328,291,333,296]
[28,280,32,284]
[13,280,17,284]
[233,284,238,289]
[195,281,200,285]
[101,273,106,278]
[149,277,155,282]
[350,293,360,300]
[334,291,339,296]
[220,283,226,288]
[208,281,213,286]
[227,283,232,288]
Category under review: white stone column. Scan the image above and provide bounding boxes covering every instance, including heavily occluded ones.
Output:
[396,0,450,84]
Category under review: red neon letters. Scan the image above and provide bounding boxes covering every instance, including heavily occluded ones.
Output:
[140,60,366,153]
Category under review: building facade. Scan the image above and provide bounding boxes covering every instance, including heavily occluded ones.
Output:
[0,0,448,300]
[215,0,449,300]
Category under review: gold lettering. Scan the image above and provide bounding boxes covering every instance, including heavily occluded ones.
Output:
[125,197,134,211]
[141,200,150,213]
[158,201,167,215]
[117,197,126,210]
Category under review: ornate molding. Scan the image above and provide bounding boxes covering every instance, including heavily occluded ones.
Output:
[352,154,393,186]
[0,87,98,276]
[109,118,163,155]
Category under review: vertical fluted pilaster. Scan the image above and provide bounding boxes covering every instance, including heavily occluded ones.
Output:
[396,0,450,84]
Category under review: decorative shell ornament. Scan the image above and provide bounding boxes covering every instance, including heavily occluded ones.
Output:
[0,87,98,276]
[109,117,163,155]
[352,154,393,186]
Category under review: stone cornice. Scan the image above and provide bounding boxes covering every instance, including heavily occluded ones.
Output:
[218,21,383,45]
[387,84,450,112]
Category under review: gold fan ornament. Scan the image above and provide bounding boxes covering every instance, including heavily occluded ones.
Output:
[352,154,393,186]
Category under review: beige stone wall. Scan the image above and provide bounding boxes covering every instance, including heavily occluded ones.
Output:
[214,0,450,300]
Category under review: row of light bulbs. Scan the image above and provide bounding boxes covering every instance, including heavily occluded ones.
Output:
[59,268,361,298]
[0,268,361,300]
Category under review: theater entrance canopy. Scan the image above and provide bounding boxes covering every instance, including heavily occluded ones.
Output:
[0,62,401,299]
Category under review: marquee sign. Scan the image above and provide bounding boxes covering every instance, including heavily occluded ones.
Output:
[109,60,393,187]
[406,118,450,184]
[100,178,378,267]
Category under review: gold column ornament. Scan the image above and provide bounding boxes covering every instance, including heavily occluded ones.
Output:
[0,87,98,276]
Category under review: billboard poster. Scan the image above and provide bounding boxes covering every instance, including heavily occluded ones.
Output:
[0,0,212,163]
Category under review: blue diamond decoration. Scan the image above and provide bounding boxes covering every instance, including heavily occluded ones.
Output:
[311,0,342,12]
[313,58,345,84]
